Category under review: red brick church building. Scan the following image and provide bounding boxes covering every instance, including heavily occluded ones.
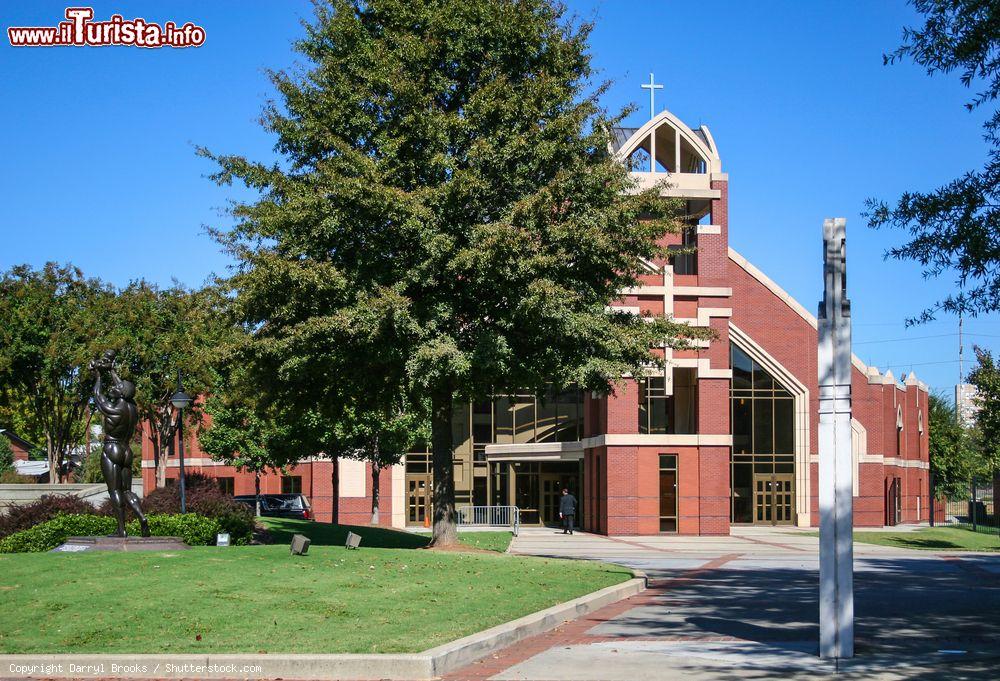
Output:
[143,106,931,535]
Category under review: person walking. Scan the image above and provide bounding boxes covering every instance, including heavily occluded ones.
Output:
[559,488,577,535]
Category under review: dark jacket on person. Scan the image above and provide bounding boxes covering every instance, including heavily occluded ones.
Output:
[559,493,577,516]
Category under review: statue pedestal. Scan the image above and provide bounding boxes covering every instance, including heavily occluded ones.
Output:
[52,536,190,552]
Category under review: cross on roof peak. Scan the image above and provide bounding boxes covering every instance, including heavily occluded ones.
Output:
[640,73,663,121]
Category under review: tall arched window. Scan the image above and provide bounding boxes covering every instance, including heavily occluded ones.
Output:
[731,344,796,524]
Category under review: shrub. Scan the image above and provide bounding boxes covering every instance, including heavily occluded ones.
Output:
[0,494,102,539]
[0,512,222,553]
[141,513,221,547]
[140,472,218,513]
[141,473,253,544]
[0,514,116,553]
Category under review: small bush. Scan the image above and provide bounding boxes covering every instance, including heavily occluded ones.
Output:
[0,494,102,539]
[140,473,218,513]
[141,513,221,547]
[0,512,223,553]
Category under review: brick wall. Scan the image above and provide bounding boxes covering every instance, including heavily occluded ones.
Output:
[730,252,930,529]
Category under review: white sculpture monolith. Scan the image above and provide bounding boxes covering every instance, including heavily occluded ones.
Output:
[818,217,854,659]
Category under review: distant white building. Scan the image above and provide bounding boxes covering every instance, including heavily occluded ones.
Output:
[956,383,980,427]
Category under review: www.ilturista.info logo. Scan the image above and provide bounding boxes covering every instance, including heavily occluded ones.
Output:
[7,7,206,48]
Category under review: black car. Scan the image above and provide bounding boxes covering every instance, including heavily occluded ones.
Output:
[233,493,313,520]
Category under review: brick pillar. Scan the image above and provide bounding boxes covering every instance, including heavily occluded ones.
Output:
[604,381,639,535]
[701,179,729,287]
[606,380,638,434]
[606,445,639,535]
[378,463,393,527]
[698,377,731,536]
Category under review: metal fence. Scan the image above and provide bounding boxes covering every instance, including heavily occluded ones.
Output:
[943,479,998,537]
[457,505,520,536]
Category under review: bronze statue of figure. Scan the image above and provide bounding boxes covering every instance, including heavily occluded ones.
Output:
[91,350,149,538]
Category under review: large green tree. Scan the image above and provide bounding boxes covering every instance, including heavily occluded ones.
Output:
[200,362,335,515]
[927,392,983,499]
[329,399,427,524]
[204,0,707,545]
[967,345,1000,475]
[867,0,1000,319]
[200,394,285,516]
[0,264,109,481]
[107,282,230,488]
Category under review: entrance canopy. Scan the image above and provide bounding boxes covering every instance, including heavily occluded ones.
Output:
[485,441,584,462]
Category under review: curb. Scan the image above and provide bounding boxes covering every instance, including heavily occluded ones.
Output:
[425,569,646,677]
[0,571,645,680]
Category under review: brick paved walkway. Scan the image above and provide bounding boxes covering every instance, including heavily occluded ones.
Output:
[443,528,1000,680]
[442,553,744,680]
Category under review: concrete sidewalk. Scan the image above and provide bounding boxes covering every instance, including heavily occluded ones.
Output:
[445,527,1000,679]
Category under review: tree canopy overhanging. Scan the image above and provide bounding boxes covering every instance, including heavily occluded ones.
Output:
[202,0,711,544]
[867,0,1000,321]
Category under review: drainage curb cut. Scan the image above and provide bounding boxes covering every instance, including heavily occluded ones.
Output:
[0,571,646,680]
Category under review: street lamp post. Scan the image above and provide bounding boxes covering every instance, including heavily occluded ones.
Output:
[170,372,194,514]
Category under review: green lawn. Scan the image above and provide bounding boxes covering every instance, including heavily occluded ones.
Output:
[414,531,514,553]
[801,526,1000,552]
[951,519,1000,537]
[263,517,513,553]
[0,523,625,654]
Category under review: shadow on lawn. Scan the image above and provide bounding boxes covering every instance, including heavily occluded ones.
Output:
[263,518,429,549]
[883,537,969,550]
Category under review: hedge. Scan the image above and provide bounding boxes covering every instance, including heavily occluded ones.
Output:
[0,475,255,547]
[0,513,222,553]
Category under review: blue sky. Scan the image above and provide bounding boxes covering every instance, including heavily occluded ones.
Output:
[1,1,997,395]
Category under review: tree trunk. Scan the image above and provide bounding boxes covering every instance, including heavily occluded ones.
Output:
[80,407,93,482]
[331,454,340,525]
[155,422,172,488]
[254,473,261,517]
[371,464,381,525]
[155,440,166,488]
[46,433,57,483]
[429,390,457,546]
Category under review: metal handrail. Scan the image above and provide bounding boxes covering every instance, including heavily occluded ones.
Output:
[456,505,520,536]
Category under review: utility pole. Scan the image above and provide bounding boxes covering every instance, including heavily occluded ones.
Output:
[818,217,854,660]
[959,308,964,411]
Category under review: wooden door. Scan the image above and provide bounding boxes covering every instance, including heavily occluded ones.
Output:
[773,475,794,525]
[659,468,677,532]
[754,474,795,526]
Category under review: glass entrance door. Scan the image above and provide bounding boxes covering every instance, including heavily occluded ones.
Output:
[514,468,540,525]
[540,476,562,525]
[539,473,581,525]
[753,474,794,525]
[406,475,431,525]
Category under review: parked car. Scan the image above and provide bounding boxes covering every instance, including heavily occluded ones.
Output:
[233,493,313,520]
